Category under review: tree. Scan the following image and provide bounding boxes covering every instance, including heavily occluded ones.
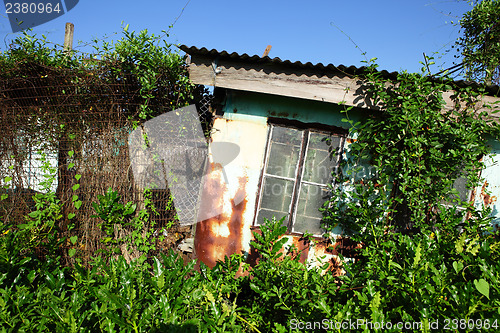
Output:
[457,0,500,84]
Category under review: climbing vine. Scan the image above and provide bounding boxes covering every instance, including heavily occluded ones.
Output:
[0,27,210,262]
[324,60,500,238]
[456,0,500,85]
[321,60,500,323]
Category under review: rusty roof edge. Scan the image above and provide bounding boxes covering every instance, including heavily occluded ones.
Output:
[179,45,500,97]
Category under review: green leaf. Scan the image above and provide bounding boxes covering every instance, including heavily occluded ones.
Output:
[74,200,82,209]
[452,261,463,274]
[72,184,80,191]
[75,174,81,181]
[389,261,403,270]
[413,243,422,267]
[123,203,136,215]
[28,211,39,218]
[370,291,381,310]
[0,193,8,201]
[68,248,77,257]
[474,278,489,299]
[68,212,76,220]
[456,233,466,254]
[4,176,12,183]
[68,150,74,157]
[70,236,78,245]
[27,270,36,284]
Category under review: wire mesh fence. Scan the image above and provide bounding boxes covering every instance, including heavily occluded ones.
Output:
[0,62,214,263]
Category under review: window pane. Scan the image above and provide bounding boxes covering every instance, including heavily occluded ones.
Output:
[442,175,470,207]
[259,176,294,211]
[256,209,288,227]
[293,216,323,235]
[453,176,470,202]
[256,176,293,225]
[293,183,330,234]
[302,132,341,184]
[271,126,303,146]
[266,127,302,178]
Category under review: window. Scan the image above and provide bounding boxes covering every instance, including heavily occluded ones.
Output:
[254,123,345,236]
[440,172,473,221]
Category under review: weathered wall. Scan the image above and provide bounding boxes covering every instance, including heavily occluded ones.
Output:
[194,91,361,269]
[475,138,500,230]
[194,115,268,267]
[194,88,500,270]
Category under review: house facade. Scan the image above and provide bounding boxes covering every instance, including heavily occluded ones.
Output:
[180,45,500,270]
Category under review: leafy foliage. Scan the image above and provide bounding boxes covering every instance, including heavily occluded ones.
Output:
[322,60,500,326]
[0,27,210,262]
[1,21,500,333]
[325,61,499,237]
[457,0,500,84]
[236,217,337,332]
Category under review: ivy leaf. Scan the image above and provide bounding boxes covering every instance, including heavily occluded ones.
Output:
[452,261,464,274]
[28,211,39,218]
[474,279,489,299]
[74,200,82,210]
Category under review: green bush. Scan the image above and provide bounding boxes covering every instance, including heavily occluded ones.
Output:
[322,60,500,330]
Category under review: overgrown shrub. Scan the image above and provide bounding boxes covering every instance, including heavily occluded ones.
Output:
[322,61,500,329]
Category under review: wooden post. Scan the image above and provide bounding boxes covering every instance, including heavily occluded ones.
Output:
[63,22,74,54]
[57,22,74,234]
[262,45,272,57]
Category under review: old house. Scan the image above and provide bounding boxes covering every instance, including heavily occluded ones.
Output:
[180,45,500,269]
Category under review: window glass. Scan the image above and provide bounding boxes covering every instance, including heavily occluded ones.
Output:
[453,176,470,203]
[294,183,331,234]
[266,127,302,178]
[302,132,341,184]
[255,177,294,225]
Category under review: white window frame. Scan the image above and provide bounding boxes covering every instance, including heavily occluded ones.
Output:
[253,122,345,236]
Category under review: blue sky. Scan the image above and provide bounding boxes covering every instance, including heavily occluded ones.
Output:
[0,0,473,76]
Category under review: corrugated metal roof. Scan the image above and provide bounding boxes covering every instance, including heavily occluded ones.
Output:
[179,45,397,78]
[179,45,500,96]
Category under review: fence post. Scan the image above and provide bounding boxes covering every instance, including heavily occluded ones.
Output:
[57,22,75,234]
[64,22,74,54]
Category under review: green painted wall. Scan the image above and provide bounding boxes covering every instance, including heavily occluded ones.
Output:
[222,90,366,129]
